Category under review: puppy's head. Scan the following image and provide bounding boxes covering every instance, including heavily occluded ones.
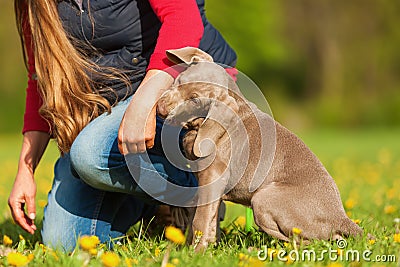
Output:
[157,47,240,158]
[157,47,236,128]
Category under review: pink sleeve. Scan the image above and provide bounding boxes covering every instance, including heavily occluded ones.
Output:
[147,0,204,77]
[21,15,51,134]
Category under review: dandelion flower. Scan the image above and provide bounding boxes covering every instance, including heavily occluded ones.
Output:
[327,263,343,267]
[165,226,185,245]
[384,205,397,214]
[238,253,249,261]
[194,230,203,238]
[38,199,47,208]
[352,219,361,225]
[171,258,180,265]
[3,235,13,246]
[234,216,246,228]
[7,252,30,267]
[165,263,175,267]
[248,257,265,267]
[79,235,100,251]
[292,227,302,235]
[368,239,376,245]
[154,247,161,257]
[125,258,139,267]
[101,252,120,267]
[89,248,98,256]
[345,198,356,210]
[394,233,400,243]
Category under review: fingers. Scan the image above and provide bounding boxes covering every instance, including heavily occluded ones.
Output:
[118,137,153,155]
[26,195,36,222]
[8,200,36,234]
[146,138,155,150]
[118,122,156,155]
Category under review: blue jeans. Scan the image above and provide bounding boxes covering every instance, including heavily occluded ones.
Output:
[41,97,197,252]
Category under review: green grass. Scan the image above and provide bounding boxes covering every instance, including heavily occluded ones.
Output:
[0,128,399,266]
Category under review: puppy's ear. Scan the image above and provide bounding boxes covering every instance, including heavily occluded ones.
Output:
[193,95,239,158]
[166,47,214,65]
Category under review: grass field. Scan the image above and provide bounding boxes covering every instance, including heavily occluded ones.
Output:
[0,128,399,266]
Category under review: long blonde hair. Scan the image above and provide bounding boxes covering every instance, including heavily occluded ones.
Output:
[15,0,129,153]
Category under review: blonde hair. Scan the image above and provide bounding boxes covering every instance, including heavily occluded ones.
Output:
[15,0,129,153]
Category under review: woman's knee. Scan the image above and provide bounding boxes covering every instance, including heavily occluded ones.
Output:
[70,133,100,176]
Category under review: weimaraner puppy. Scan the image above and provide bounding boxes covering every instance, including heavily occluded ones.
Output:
[157,47,362,251]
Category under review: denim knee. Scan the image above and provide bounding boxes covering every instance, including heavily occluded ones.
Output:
[69,130,112,190]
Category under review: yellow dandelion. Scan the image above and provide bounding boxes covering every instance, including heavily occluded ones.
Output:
[292,227,302,235]
[154,247,161,257]
[3,235,13,246]
[384,205,397,214]
[89,248,98,256]
[234,216,246,228]
[125,258,139,267]
[345,198,356,210]
[27,254,34,261]
[238,252,249,261]
[394,233,400,243]
[38,199,47,208]
[327,263,343,267]
[352,219,361,225]
[165,263,175,267]
[39,243,47,252]
[194,230,203,238]
[79,235,100,251]
[171,258,180,265]
[165,226,185,245]
[101,252,120,267]
[248,257,265,267]
[386,188,395,200]
[7,252,30,267]
[368,239,376,245]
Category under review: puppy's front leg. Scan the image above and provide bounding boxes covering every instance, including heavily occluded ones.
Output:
[191,166,228,252]
[192,200,220,252]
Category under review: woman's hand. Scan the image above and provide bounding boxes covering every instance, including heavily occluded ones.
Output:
[118,70,173,154]
[8,131,49,234]
[8,169,37,234]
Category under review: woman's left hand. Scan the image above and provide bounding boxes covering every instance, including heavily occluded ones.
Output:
[118,70,173,155]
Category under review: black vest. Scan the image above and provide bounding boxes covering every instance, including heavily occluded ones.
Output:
[58,0,237,103]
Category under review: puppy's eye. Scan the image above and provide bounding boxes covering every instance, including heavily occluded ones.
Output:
[190,97,200,105]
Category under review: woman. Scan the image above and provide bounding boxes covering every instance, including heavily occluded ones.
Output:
[9,0,237,251]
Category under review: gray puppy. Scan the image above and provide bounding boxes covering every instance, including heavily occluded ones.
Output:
[157,47,362,251]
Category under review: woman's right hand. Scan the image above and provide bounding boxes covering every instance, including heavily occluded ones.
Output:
[8,168,37,234]
[8,131,50,234]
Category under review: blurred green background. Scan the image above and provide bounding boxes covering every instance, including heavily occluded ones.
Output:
[1,0,400,133]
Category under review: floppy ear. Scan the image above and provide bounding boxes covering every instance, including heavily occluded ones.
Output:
[166,47,214,65]
[193,95,239,158]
